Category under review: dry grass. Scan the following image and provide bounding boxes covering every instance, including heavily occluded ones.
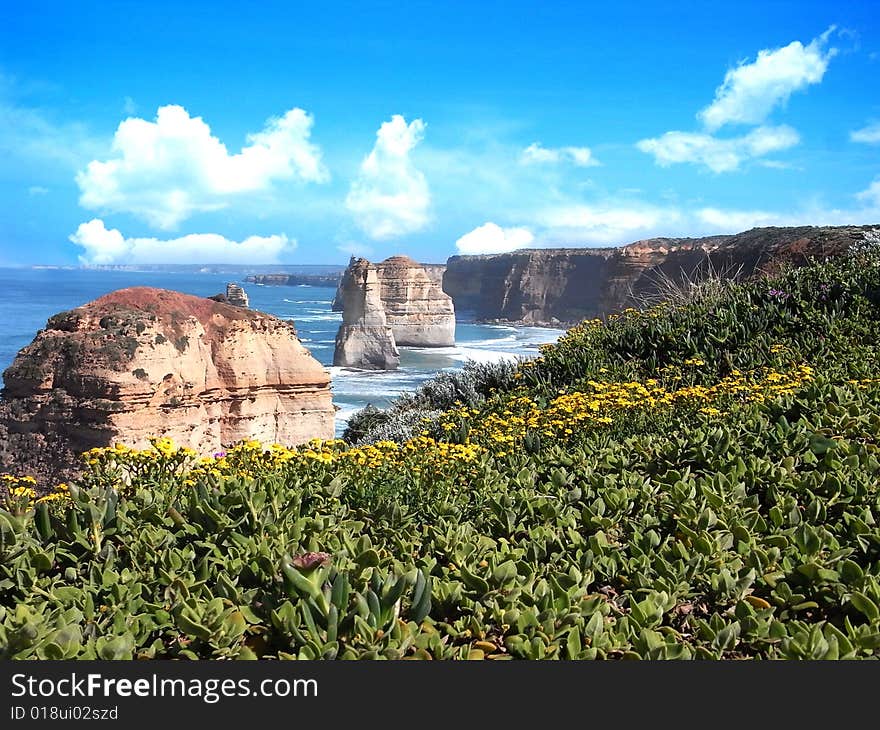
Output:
[631,255,746,309]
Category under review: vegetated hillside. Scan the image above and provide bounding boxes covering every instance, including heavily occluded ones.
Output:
[2,246,880,659]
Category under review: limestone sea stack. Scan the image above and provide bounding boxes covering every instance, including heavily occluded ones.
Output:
[0,287,334,486]
[208,282,250,307]
[224,283,249,307]
[375,255,455,346]
[333,259,400,369]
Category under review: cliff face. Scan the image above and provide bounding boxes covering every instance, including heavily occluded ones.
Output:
[0,287,334,486]
[333,259,400,369]
[375,256,455,347]
[443,225,880,324]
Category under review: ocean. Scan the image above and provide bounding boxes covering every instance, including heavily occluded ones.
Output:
[0,267,564,435]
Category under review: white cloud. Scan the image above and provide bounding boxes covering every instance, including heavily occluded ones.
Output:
[696,207,791,231]
[637,125,799,173]
[696,182,880,232]
[851,122,880,145]
[857,178,880,207]
[70,218,295,265]
[455,222,535,255]
[520,142,599,167]
[336,240,374,258]
[757,159,800,170]
[28,186,49,195]
[534,203,684,245]
[345,115,431,240]
[699,27,837,130]
[122,96,137,115]
[76,104,328,230]
[447,179,880,253]
[0,74,102,169]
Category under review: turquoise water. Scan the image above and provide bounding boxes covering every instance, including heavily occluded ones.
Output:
[0,268,564,434]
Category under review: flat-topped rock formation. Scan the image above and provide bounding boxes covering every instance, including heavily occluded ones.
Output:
[443,225,880,324]
[333,259,400,369]
[0,287,334,486]
[375,256,455,346]
[246,273,342,288]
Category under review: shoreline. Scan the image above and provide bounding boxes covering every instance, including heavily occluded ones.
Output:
[474,317,577,329]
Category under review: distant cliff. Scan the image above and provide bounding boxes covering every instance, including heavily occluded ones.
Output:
[0,287,334,486]
[443,225,880,325]
[246,273,342,287]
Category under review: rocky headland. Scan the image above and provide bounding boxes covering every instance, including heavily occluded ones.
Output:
[442,225,880,325]
[0,287,334,486]
[333,256,455,368]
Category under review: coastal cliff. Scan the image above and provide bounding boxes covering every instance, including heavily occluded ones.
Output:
[443,225,880,324]
[333,259,400,369]
[0,287,334,486]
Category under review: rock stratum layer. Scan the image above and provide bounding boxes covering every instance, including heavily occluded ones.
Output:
[442,225,880,324]
[375,256,455,347]
[333,259,400,369]
[333,256,454,368]
[0,287,334,486]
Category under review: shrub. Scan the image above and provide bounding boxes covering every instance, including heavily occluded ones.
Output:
[344,359,518,444]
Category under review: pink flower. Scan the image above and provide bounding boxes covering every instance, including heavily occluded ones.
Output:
[291,552,331,571]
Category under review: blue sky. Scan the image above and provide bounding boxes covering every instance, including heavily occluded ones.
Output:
[1,1,878,265]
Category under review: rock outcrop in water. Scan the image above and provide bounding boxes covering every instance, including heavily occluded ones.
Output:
[442,225,880,324]
[224,283,249,307]
[332,256,455,368]
[209,282,250,308]
[0,287,334,486]
[375,256,455,346]
[333,259,400,369]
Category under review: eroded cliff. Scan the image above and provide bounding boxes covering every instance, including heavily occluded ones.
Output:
[0,287,334,486]
[443,225,880,324]
[333,259,400,369]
